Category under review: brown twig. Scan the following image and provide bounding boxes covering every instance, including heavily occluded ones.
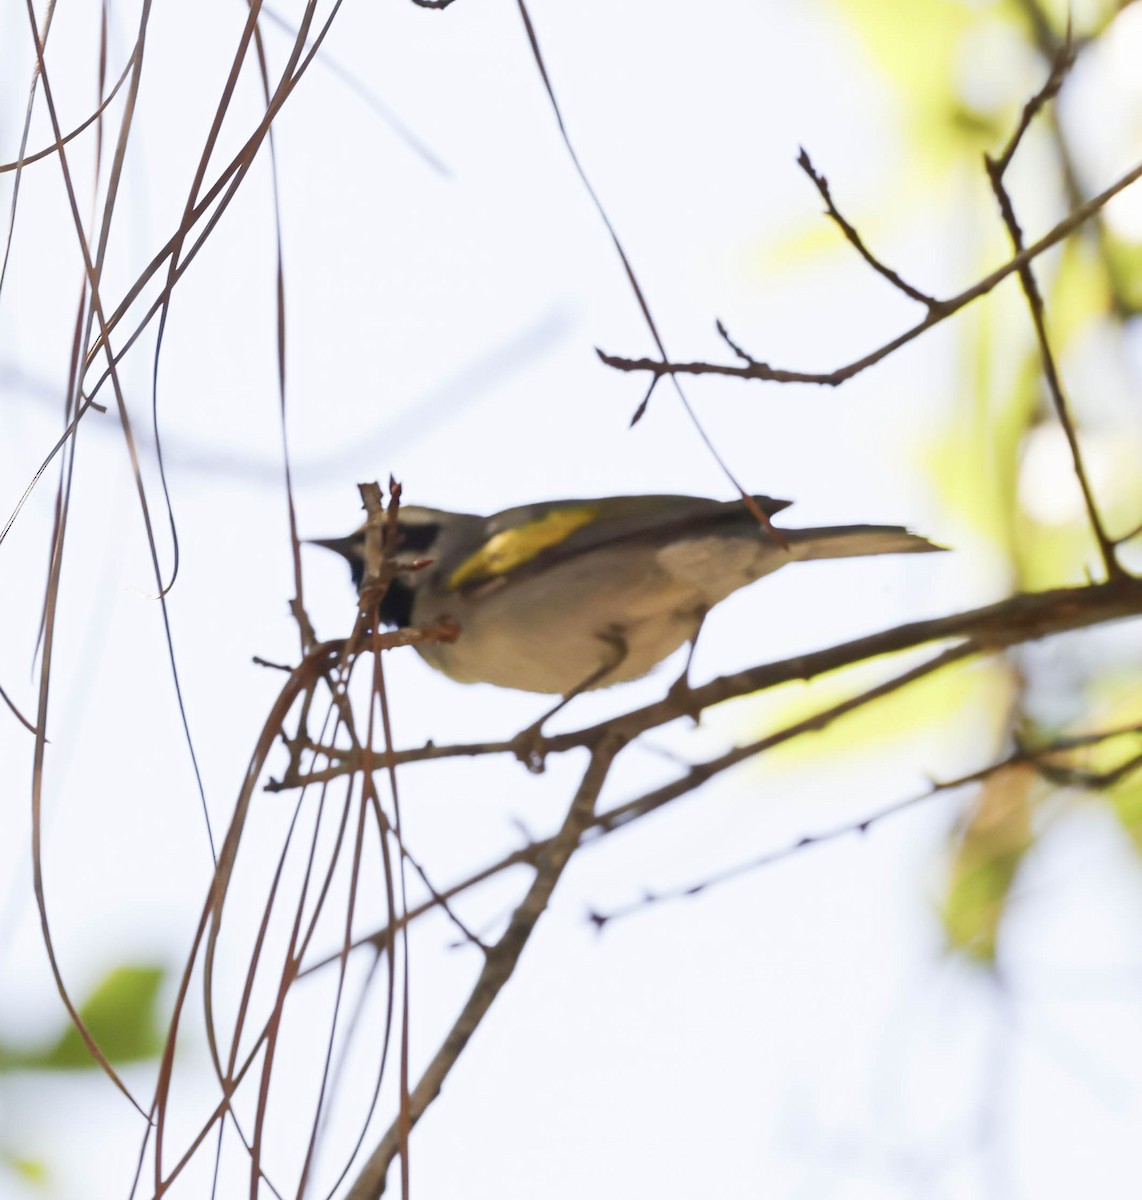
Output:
[982,33,1124,581]
[306,583,1142,982]
[589,719,1142,926]
[597,151,1142,387]
[988,20,1075,179]
[0,678,40,735]
[344,734,626,1200]
[0,52,135,175]
[796,147,943,310]
[269,578,1142,785]
[1019,10,1138,320]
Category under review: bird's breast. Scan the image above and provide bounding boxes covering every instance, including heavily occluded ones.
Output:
[409,546,730,693]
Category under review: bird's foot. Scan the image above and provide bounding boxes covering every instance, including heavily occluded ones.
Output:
[510,720,550,774]
[666,670,702,726]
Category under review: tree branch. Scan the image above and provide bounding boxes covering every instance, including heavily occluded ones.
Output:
[796,147,942,310]
[982,32,1123,579]
[274,578,1142,786]
[344,734,626,1200]
[590,718,1142,926]
[597,153,1142,387]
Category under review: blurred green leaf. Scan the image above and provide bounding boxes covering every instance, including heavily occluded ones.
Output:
[1111,772,1142,852]
[825,0,1025,170]
[1060,680,1142,850]
[2,1152,48,1186]
[0,965,165,1072]
[1103,232,1142,315]
[943,764,1036,961]
[921,300,1039,558]
[737,655,1016,770]
[1047,238,1114,348]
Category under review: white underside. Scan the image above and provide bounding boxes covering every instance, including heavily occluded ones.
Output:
[411,535,781,694]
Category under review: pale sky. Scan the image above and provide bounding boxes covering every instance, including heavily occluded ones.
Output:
[3,2,1142,1198]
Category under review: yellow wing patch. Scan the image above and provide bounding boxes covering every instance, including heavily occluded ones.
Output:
[448,507,599,590]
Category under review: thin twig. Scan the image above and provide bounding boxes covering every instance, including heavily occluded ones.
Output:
[318,639,1142,977]
[511,0,791,548]
[982,33,1124,580]
[344,735,626,1200]
[270,577,1142,784]
[0,679,40,735]
[589,719,1142,926]
[988,21,1075,179]
[597,151,1142,386]
[0,52,135,175]
[797,147,942,310]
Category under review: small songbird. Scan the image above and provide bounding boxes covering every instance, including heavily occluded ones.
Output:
[312,493,942,696]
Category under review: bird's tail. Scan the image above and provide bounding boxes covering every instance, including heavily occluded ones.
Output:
[779,525,945,561]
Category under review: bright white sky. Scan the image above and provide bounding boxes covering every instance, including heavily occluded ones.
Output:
[3,1,1142,1198]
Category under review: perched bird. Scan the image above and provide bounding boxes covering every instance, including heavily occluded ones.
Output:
[312,493,942,697]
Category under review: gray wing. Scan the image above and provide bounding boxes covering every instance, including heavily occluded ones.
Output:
[455,494,793,593]
[488,493,791,538]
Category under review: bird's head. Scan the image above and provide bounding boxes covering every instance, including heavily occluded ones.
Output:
[309,507,450,627]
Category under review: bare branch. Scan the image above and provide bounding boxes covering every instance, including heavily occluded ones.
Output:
[309,583,1142,981]
[0,678,40,735]
[590,719,1142,925]
[983,35,1123,580]
[988,21,1075,179]
[797,147,943,310]
[345,734,626,1200]
[274,578,1142,784]
[597,153,1142,387]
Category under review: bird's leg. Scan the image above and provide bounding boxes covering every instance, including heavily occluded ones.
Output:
[666,607,707,721]
[512,628,628,773]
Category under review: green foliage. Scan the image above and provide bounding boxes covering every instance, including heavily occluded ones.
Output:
[754,1,1142,956]
[737,656,1017,775]
[1079,679,1142,849]
[827,0,1011,168]
[1112,772,1142,852]
[942,765,1036,961]
[1103,232,1142,315]
[1,1153,48,1186]
[0,965,166,1073]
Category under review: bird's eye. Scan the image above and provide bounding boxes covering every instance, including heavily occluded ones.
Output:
[398,522,440,553]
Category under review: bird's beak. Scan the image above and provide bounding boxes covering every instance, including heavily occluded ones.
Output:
[306,535,359,562]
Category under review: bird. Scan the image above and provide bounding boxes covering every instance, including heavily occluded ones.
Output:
[311,492,943,697]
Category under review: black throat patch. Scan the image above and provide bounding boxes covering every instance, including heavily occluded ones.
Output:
[378,576,414,628]
[398,520,441,554]
[345,520,440,627]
